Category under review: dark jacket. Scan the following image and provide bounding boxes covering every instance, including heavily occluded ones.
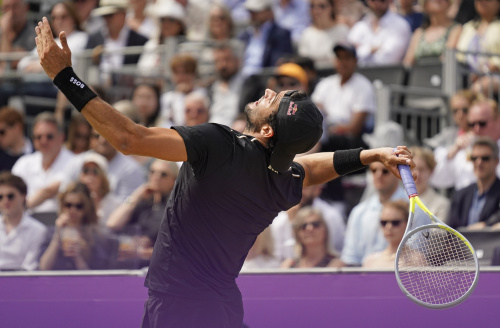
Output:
[449,178,500,229]
[238,21,293,68]
[86,28,148,65]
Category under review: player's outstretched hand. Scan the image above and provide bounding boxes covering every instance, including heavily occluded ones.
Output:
[35,17,72,80]
[378,146,417,181]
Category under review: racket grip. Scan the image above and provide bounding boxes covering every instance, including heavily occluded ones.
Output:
[398,164,418,197]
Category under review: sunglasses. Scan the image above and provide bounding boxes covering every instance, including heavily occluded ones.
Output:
[468,121,488,128]
[452,107,468,115]
[64,202,84,210]
[380,219,402,227]
[370,168,390,175]
[470,155,493,162]
[310,3,328,9]
[82,167,100,176]
[300,220,323,230]
[0,193,16,201]
[75,133,90,140]
[185,108,207,115]
[34,133,54,141]
[149,169,169,178]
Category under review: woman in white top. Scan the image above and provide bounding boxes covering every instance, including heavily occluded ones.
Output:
[242,227,281,270]
[0,172,47,271]
[298,0,349,69]
[127,0,155,39]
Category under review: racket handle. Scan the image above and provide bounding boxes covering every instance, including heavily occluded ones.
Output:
[398,164,418,197]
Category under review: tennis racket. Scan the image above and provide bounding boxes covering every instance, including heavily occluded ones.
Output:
[395,164,479,309]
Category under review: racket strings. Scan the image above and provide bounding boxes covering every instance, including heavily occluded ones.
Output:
[398,227,476,305]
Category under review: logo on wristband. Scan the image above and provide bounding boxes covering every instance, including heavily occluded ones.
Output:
[70,77,86,89]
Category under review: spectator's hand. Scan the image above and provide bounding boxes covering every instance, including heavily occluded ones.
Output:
[91,45,103,65]
[137,236,153,260]
[35,17,72,80]
[447,131,474,159]
[466,222,486,231]
[55,213,70,229]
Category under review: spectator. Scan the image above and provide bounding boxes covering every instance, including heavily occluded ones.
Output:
[424,89,477,150]
[131,83,163,127]
[271,183,346,261]
[39,182,111,270]
[174,0,212,41]
[65,113,92,155]
[207,3,236,41]
[281,207,343,268]
[12,112,75,215]
[270,62,309,93]
[448,137,500,229]
[0,106,33,172]
[297,0,349,69]
[409,146,451,221]
[341,161,407,266]
[184,92,210,126]
[273,0,311,45]
[312,42,375,149]
[403,0,461,67]
[72,0,104,34]
[455,0,500,97]
[347,0,412,66]
[127,0,155,39]
[0,173,47,271]
[77,152,122,226]
[0,0,36,72]
[431,98,500,190]
[159,53,207,126]
[238,0,293,77]
[362,199,409,269]
[106,159,179,267]
[394,0,423,32]
[138,0,187,75]
[86,0,149,85]
[209,41,244,127]
[241,226,280,270]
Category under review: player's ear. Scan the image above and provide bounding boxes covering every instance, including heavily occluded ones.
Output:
[260,123,274,139]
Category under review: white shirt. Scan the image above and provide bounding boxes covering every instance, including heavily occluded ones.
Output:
[312,72,376,130]
[160,88,207,127]
[209,74,244,127]
[431,139,500,191]
[12,148,75,213]
[270,198,346,261]
[101,25,130,75]
[347,10,411,66]
[341,186,407,266]
[0,213,47,271]
[298,24,350,69]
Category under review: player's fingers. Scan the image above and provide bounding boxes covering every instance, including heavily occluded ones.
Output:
[59,31,69,51]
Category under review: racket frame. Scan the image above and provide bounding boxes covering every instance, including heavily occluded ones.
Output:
[394,163,479,309]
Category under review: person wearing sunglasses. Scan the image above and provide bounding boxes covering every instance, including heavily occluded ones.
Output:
[11,112,75,217]
[424,89,477,150]
[281,206,343,268]
[77,152,121,227]
[448,137,500,229]
[432,97,500,191]
[362,199,408,269]
[341,161,408,267]
[106,159,179,268]
[0,106,33,172]
[39,182,110,270]
[0,172,47,271]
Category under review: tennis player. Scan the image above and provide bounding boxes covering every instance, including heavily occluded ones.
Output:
[34,17,416,328]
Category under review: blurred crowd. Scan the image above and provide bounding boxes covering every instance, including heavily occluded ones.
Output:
[1,0,500,272]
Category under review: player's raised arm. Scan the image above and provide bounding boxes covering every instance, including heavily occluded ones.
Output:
[34,17,187,162]
[295,146,416,187]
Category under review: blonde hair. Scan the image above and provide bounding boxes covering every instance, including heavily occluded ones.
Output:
[409,146,436,172]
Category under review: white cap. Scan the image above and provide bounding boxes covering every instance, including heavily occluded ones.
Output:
[146,0,186,25]
[81,152,109,174]
[92,0,129,17]
[244,0,273,12]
